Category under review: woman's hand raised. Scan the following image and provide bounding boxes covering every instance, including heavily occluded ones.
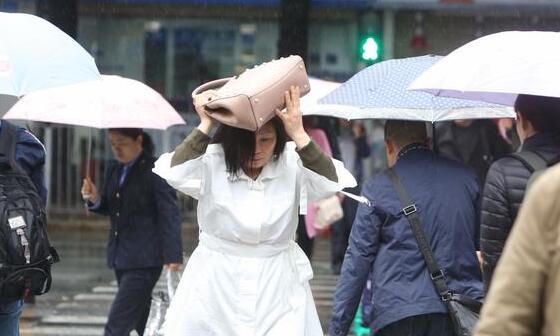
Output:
[193,90,217,135]
[276,86,310,149]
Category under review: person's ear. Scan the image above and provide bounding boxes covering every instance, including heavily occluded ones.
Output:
[384,139,395,155]
[384,139,398,167]
[516,112,532,133]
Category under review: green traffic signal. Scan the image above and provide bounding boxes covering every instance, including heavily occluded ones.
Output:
[360,36,381,62]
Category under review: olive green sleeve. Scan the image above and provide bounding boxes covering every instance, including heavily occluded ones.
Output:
[296,140,338,182]
[170,128,211,167]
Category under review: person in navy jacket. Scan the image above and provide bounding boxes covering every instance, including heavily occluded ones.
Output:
[329,120,483,336]
[81,128,182,336]
[0,121,47,336]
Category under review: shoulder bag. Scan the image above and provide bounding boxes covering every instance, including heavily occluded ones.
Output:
[386,168,482,336]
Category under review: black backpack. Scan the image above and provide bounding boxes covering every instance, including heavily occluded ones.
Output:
[510,150,558,192]
[0,122,59,300]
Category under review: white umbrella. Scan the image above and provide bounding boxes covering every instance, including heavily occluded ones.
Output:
[301,77,341,115]
[408,31,560,106]
[0,12,100,96]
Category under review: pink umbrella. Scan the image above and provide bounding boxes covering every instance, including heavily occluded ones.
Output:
[5,75,185,180]
[4,75,185,129]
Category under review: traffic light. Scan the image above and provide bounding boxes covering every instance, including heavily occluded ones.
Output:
[358,11,383,65]
[360,35,381,63]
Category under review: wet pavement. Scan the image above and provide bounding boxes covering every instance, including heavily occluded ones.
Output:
[19,219,339,335]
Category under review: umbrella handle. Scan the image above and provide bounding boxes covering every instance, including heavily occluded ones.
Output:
[84,128,93,217]
[86,129,92,179]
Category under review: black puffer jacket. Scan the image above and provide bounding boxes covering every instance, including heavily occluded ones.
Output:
[480,132,560,291]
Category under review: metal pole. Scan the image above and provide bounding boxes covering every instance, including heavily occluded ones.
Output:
[65,128,72,209]
[44,125,53,208]
[165,27,175,98]
[383,9,395,60]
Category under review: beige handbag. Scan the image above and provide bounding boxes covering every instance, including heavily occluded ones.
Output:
[191,55,310,131]
[313,195,344,230]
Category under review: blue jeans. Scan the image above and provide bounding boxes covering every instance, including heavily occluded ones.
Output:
[0,300,23,336]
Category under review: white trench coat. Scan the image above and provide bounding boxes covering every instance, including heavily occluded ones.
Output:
[153,142,356,336]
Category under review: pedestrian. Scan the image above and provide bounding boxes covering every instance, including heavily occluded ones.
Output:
[153,86,355,335]
[80,128,183,336]
[295,116,334,260]
[331,120,371,275]
[480,94,560,292]
[0,121,47,336]
[329,120,483,336]
[435,118,511,186]
[475,163,560,336]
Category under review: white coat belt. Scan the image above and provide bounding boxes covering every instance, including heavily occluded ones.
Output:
[199,232,313,283]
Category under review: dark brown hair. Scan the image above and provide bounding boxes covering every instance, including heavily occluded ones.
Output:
[108,128,155,157]
[213,117,288,176]
[384,120,428,148]
[514,94,560,133]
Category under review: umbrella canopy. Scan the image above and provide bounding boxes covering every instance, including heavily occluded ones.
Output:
[301,77,341,115]
[409,31,560,106]
[317,55,514,122]
[5,75,185,130]
[0,12,100,96]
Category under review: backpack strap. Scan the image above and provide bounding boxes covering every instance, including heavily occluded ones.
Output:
[509,150,549,173]
[0,121,19,172]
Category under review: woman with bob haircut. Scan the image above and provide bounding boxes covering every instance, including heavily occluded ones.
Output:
[153,86,356,335]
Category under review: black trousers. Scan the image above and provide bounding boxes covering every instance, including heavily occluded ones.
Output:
[377,313,454,336]
[104,267,162,336]
[296,214,315,260]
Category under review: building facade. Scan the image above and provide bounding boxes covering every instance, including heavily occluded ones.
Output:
[4,0,560,213]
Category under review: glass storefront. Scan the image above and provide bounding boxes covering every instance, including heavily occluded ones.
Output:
[78,15,358,103]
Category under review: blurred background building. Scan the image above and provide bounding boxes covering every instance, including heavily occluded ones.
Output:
[3,0,560,214]
[7,0,560,100]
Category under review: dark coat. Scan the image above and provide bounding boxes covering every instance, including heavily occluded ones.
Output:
[436,120,511,186]
[480,132,560,291]
[329,146,483,335]
[0,122,47,204]
[92,152,182,270]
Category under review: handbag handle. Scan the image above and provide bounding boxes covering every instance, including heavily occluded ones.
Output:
[191,78,232,115]
[191,77,232,99]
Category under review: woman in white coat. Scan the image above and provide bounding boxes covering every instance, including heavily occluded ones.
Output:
[153,86,356,335]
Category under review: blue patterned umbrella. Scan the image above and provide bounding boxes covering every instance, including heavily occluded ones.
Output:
[313,55,513,122]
